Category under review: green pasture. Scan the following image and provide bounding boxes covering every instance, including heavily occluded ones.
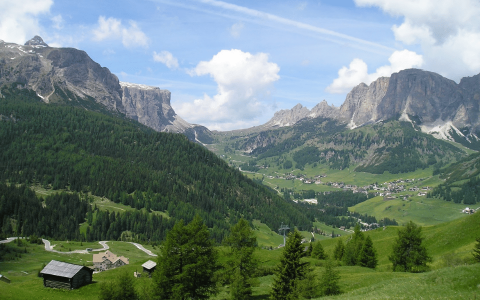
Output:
[350,195,470,226]
[1,213,480,300]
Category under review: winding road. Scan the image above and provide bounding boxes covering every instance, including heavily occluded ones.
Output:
[129,242,158,257]
[0,237,156,256]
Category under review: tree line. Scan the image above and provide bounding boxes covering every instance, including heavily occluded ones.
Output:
[0,85,312,242]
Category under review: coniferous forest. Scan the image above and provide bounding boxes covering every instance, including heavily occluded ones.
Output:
[0,84,311,242]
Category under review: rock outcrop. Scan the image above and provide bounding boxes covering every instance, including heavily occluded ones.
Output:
[259,68,480,144]
[0,37,211,142]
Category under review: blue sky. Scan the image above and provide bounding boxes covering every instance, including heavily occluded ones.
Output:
[2,0,480,131]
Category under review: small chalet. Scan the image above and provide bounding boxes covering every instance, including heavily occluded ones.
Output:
[93,250,129,271]
[0,274,11,284]
[142,260,157,276]
[40,260,93,289]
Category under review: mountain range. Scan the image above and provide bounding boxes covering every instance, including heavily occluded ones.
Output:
[0,36,211,143]
[258,69,480,149]
[3,36,480,150]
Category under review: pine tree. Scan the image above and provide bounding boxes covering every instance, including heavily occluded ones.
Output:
[389,221,431,272]
[153,215,218,299]
[319,259,341,296]
[333,238,345,261]
[358,235,378,269]
[311,241,327,260]
[343,224,364,266]
[224,218,258,300]
[99,269,138,300]
[270,230,308,300]
[305,242,313,257]
[473,236,480,262]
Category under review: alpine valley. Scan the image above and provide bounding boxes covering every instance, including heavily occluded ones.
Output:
[1,37,480,300]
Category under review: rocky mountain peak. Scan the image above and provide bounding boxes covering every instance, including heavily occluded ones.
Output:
[24,36,49,47]
[310,100,339,119]
[263,103,311,128]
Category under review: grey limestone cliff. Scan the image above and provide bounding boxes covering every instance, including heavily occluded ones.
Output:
[0,36,211,141]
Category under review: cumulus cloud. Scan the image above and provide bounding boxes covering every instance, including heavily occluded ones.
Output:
[92,16,149,48]
[177,49,280,130]
[355,0,480,80]
[229,22,244,38]
[0,0,52,44]
[153,51,179,69]
[327,50,423,94]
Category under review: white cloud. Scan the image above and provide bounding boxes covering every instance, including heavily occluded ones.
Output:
[0,0,52,44]
[327,50,423,94]
[51,14,64,30]
[92,16,149,48]
[355,0,480,80]
[229,22,244,38]
[153,51,179,69]
[177,49,280,130]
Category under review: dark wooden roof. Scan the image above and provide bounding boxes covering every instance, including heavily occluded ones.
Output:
[40,260,92,278]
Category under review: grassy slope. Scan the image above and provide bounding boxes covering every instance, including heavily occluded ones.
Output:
[350,195,469,226]
[1,210,479,300]
[0,241,157,300]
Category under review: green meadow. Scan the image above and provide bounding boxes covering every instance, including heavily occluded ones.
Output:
[1,212,480,299]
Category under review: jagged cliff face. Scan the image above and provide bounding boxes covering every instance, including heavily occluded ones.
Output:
[0,37,124,111]
[263,103,311,128]
[257,68,480,146]
[120,82,192,133]
[340,77,389,128]
[376,70,463,125]
[0,37,211,141]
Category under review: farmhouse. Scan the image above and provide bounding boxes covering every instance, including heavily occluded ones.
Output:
[40,260,93,289]
[142,260,157,276]
[93,250,129,271]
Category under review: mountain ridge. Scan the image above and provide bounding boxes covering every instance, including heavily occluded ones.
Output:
[0,36,211,142]
[247,69,480,149]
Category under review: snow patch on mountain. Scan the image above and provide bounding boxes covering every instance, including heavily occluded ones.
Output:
[120,82,156,91]
[420,121,464,141]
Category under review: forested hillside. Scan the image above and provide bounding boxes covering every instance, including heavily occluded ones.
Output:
[429,152,480,205]
[220,116,465,174]
[0,84,311,242]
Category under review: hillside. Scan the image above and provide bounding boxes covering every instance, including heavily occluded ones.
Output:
[213,116,466,175]
[0,84,311,242]
[1,207,479,299]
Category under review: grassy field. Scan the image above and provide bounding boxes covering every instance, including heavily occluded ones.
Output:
[350,195,471,226]
[1,212,479,299]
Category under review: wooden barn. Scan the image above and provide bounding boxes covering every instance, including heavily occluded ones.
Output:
[40,260,93,289]
[0,274,11,284]
[142,260,157,276]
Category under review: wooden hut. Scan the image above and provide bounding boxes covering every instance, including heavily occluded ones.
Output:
[0,274,11,284]
[40,260,93,289]
[142,260,157,276]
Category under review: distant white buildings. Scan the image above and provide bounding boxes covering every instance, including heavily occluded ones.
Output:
[93,250,129,272]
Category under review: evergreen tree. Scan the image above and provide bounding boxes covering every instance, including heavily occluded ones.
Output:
[358,235,377,269]
[319,259,341,296]
[342,224,364,266]
[153,215,218,299]
[99,269,138,300]
[270,230,308,300]
[305,242,313,257]
[224,218,258,300]
[311,241,327,260]
[473,236,480,263]
[333,238,345,261]
[389,221,432,272]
